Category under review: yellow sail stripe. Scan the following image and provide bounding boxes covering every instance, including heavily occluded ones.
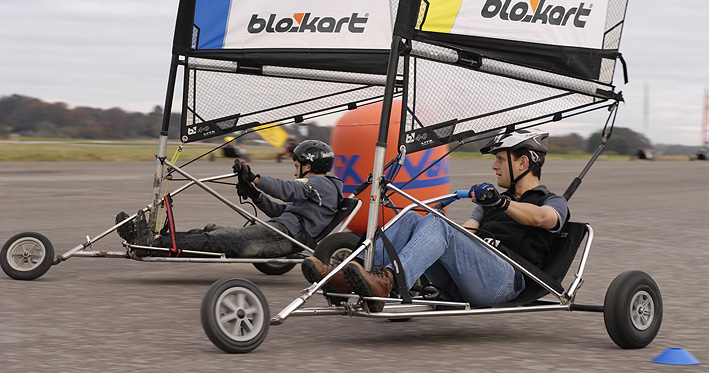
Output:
[420,0,464,34]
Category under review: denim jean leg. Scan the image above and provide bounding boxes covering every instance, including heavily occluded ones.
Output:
[423,261,464,301]
[390,214,449,288]
[357,211,423,268]
[436,223,522,305]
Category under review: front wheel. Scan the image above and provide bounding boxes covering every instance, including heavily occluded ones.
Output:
[201,278,270,354]
[604,271,662,349]
[1,232,54,280]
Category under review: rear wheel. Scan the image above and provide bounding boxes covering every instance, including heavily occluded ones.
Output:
[252,262,296,275]
[1,232,54,280]
[604,271,662,349]
[201,278,270,354]
[313,232,361,265]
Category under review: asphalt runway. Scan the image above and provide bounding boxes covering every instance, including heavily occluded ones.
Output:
[1,158,708,372]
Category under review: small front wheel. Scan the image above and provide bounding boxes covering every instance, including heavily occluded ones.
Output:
[201,278,270,353]
[604,271,662,349]
[1,232,54,280]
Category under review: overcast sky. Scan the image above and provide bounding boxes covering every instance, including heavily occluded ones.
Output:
[1,0,707,146]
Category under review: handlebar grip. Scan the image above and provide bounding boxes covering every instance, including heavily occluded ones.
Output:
[352,180,371,196]
[438,190,471,208]
[455,189,471,199]
[438,198,456,208]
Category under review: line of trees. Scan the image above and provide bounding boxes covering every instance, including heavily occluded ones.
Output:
[0,94,181,140]
[2,94,655,155]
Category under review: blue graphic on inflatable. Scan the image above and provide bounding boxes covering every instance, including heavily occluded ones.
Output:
[333,148,450,193]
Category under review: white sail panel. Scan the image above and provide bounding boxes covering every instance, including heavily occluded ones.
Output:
[421,0,609,49]
[190,0,393,51]
[221,0,393,50]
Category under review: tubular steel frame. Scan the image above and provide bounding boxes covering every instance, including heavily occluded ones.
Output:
[271,183,597,326]
[55,159,361,266]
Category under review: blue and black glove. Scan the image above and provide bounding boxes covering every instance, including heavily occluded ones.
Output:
[469,183,510,210]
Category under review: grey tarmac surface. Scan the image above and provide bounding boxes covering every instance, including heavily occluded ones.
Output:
[1,159,708,372]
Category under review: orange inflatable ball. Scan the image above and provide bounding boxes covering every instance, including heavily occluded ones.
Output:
[330,100,450,234]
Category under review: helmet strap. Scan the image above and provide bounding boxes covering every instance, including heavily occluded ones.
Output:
[298,162,312,178]
[506,150,517,195]
[507,150,533,196]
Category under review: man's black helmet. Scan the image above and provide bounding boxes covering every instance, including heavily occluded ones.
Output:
[292,140,335,174]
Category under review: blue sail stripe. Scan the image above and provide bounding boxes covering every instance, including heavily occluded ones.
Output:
[193,0,231,50]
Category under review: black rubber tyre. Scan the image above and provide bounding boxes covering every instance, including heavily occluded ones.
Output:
[253,262,296,275]
[603,271,662,349]
[201,278,270,354]
[313,232,361,265]
[1,232,54,280]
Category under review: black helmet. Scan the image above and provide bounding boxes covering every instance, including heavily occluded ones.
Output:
[292,140,335,174]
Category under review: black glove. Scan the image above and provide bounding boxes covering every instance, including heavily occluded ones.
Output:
[470,183,504,208]
[235,178,250,200]
[244,181,262,203]
[233,160,249,199]
[235,175,262,202]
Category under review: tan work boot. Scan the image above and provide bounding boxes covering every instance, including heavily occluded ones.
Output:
[301,257,350,294]
[343,262,394,312]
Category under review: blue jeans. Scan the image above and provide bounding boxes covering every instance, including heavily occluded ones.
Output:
[359,211,524,306]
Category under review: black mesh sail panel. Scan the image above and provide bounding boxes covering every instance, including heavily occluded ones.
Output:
[181,59,395,142]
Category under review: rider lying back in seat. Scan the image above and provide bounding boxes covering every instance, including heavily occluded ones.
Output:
[116,140,343,258]
[302,129,569,312]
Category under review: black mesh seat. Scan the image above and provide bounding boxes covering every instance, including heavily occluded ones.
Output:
[502,222,588,305]
[307,197,361,247]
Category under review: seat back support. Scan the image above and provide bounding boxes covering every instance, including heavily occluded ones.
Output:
[505,222,588,305]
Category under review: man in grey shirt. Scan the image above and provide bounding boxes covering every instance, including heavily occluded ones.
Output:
[117,140,343,258]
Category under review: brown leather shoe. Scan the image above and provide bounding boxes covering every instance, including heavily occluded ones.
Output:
[301,257,349,293]
[343,262,394,312]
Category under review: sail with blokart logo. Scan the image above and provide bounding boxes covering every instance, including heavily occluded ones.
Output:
[175,0,627,146]
[391,0,628,154]
[169,0,629,224]
[173,0,397,145]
